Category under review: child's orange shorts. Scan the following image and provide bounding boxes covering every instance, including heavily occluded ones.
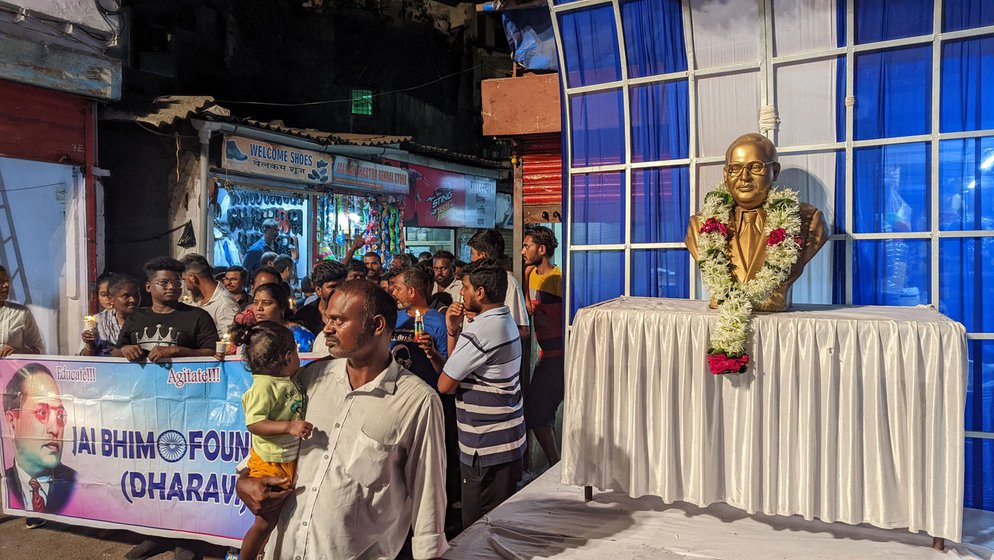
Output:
[247,448,297,489]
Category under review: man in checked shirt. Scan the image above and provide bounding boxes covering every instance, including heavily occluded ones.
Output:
[236,279,449,560]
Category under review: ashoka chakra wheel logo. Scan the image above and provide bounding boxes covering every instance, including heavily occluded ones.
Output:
[156,430,187,463]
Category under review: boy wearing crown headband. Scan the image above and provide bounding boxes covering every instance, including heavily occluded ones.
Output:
[113,257,219,362]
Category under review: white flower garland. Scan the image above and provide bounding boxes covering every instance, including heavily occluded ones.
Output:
[696,184,802,373]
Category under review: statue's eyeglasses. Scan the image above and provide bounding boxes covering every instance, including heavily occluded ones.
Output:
[724,161,775,175]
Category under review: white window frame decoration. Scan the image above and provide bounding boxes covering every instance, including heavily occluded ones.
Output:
[549,0,994,448]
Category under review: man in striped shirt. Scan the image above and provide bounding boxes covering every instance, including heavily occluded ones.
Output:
[438,258,524,528]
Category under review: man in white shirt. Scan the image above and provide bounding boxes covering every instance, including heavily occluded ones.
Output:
[236,280,448,560]
[181,254,240,337]
[466,229,530,339]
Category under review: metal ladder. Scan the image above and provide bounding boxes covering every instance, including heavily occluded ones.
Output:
[0,164,31,304]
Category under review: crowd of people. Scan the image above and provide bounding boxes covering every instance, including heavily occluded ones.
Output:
[0,225,565,560]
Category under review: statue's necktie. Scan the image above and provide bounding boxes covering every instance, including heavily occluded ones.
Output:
[739,210,762,258]
[28,478,45,512]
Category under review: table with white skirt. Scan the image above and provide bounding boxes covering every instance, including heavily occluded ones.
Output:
[561,297,966,544]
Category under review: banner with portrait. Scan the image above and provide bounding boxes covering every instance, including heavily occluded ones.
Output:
[0,355,316,547]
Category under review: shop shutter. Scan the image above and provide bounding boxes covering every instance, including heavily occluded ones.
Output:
[521,134,562,207]
[0,79,89,166]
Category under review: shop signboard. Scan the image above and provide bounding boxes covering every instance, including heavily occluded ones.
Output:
[222,135,333,185]
[402,164,496,229]
[331,156,408,195]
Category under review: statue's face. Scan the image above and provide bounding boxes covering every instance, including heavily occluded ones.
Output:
[723,141,780,210]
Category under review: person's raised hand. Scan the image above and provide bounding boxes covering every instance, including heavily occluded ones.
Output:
[445,302,464,333]
[350,235,365,252]
[120,344,146,362]
[0,344,14,358]
[236,475,290,516]
[288,420,313,439]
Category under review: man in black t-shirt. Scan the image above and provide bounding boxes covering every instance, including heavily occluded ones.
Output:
[294,260,347,335]
[113,256,219,362]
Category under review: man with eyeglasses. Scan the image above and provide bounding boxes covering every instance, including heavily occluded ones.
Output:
[3,363,77,524]
[113,256,219,362]
[242,218,280,275]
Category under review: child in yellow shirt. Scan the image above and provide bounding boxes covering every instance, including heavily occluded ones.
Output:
[232,321,312,560]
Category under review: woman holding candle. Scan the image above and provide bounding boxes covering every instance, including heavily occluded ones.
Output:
[248,283,315,352]
[81,274,140,357]
[0,265,45,357]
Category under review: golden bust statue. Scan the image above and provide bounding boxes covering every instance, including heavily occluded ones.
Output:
[685,133,828,312]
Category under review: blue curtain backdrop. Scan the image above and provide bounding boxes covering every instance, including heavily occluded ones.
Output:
[559,0,993,510]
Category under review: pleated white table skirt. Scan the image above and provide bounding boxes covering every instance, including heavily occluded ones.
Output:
[562,297,966,541]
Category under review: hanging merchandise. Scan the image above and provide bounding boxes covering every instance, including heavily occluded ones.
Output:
[315,193,404,265]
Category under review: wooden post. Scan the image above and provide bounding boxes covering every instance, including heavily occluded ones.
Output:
[932,537,945,551]
[584,485,593,502]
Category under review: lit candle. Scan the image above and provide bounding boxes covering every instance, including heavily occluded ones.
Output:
[216,332,231,354]
[414,310,424,339]
[83,315,97,331]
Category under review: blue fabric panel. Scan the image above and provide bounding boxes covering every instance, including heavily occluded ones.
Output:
[854,143,931,233]
[630,81,689,162]
[631,167,689,244]
[855,0,932,43]
[558,6,622,88]
[852,239,931,306]
[570,251,624,320]
[944,0,994,32]
[571,172,624,245]
[854,46,931,140]
[837,0,847,47]
[631,249,689,299]
[966,340,994,433]
[939,138,994,231]
[620,0,687,77]
[570,89,625,167]
[941,37,994,133]
[966,436,994,510]
[502,8,559,71]
[939,238,994,333]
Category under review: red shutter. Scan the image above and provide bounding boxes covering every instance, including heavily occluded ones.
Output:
[0,79,89,166]
[521,134,563,207]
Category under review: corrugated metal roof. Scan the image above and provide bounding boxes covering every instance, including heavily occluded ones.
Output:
[400,141,508,169]
[101,96,231,126]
